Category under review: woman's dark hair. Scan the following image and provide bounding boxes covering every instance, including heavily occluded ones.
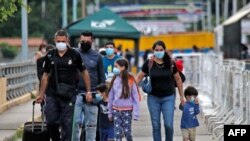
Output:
[184,86,198,97]
[38,43,47,51]
[108,58,132,99]
[96,83,108,94]
[152,40,172,69]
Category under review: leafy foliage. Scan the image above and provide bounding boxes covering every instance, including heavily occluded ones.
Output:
[0,42,19,59]
[0,0,30,22]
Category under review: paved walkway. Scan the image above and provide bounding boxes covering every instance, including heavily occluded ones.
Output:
[0,100,40,141]
[0,94,213,141]
[132,94,213,141]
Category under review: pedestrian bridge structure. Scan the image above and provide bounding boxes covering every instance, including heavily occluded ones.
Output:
[0,53,250,141]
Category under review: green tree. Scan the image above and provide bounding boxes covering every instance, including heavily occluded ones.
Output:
[0,0,30,22]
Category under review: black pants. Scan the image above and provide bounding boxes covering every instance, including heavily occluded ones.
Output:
[45,95,76,141]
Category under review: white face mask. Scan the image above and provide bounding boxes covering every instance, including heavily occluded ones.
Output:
[56,42,67,51]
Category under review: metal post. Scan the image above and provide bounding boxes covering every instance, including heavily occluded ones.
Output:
[233,0,237,14]
[207,0,212,31]
[73,0,78,22]
[41,0,46,18]
[215,0,220,26]
[21,0,28,60]
[62,0,67,28]
[224,0,229,20]
[243,0,247,6]
[94,0,100,11]
[201,12,206,31]
[81,0,86,18]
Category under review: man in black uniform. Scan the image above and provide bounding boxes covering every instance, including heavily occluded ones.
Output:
[36,30,92,141]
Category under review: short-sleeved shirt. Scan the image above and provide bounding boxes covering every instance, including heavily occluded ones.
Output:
[102,55,121,75]
[43,48,86,95]
[98,101,114,129]
[141,59,178,97]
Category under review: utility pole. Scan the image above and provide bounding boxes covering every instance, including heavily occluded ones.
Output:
[207,0,212,31]
[215,0,220,26]
[243,0,247,6]
[81,0,86,18]
[62,0,67,28]
[21,0,28,60]
[42,0,46,18]
[201,12,206,31]
[94,0,100,11]
[233,0,237,14]
[224,0,229,20]
[73,0,78,22]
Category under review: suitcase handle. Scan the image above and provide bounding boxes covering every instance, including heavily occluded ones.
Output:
[32,101,45,132]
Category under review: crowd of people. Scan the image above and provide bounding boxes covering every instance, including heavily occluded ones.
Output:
[34,30,200,141]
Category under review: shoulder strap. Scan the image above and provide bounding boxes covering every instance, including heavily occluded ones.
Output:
[52,51,59,85]
[47,49,56,62]
[148,59,153,75]
[171,60,175,74]
[129,76,141,102]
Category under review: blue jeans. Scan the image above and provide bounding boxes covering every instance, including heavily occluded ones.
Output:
[73,94,84,141]
[147,94,175,141]
[73,94,98,141]
[100,127,115,141]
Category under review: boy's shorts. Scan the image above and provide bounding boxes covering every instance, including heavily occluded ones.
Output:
[181,128,196,141]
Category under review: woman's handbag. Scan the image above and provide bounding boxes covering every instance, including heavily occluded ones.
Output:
[141,60,153,94]
[141,76,152,94]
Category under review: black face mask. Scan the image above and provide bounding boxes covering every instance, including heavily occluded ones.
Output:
[81,42,92,52]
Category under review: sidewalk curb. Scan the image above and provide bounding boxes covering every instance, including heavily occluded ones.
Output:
[0,91,37,114]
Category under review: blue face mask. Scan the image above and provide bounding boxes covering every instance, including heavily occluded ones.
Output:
[93,93,103,104]
[154,51,165,59]
[113,67,120,75]
[95,93,103,101]
[106,48,114,56]
[189,96,195,104]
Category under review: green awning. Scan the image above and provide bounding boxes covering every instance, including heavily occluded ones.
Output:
[66,8,141,39]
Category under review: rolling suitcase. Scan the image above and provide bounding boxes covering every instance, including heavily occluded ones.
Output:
[22,101,49,141]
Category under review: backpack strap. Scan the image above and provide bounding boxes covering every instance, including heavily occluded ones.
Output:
[129,76,142,102]
[47,49,56,63]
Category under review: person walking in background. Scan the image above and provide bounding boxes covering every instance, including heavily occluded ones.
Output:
[108,58,140,141]
[136,40,185,141]
[95,83,115,141]
[36,30,91,141]
[179,86,200,141]
[192,45,200,53]
[36,44,55,83]
[33,43,47,62]
[125,49,134,65]
[102,42,121,78]
[116,45,123,57]
[240,43,249,59]
[143,49,152,62]
[99,47,107,57]
[73,31,105,141]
